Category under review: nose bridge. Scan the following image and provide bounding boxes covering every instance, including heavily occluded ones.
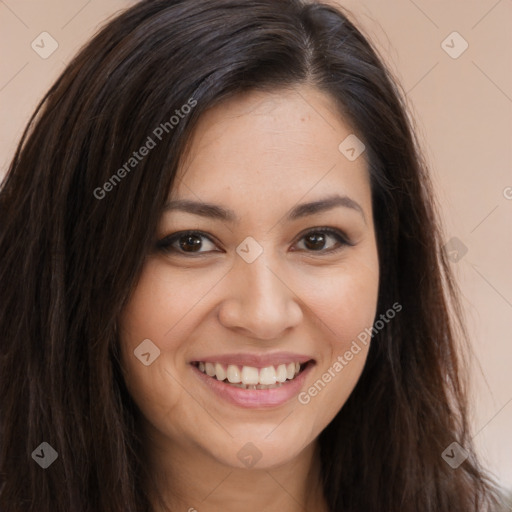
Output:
[237,248,286,315]
[242,253,281,305]
[218,247,302,339]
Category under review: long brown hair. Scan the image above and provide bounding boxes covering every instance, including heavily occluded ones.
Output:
[0,0,503,510]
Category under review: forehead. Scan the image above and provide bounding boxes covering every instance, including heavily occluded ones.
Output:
[172,86,370,209]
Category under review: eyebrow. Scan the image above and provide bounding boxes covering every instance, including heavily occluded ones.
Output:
[163,194,366,224]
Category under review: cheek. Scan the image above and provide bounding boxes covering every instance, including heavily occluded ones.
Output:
[293,252,378,420]
[296,254,379,346]
[119,259,229,360]
[117,264,184,418]
[117,260,232,422]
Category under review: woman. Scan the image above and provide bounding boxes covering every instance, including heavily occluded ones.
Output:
[0,0,505,510]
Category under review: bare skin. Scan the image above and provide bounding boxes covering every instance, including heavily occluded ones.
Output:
[119,85,379,512]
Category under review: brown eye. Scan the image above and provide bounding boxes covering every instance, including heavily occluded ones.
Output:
[294,227,352,253]
[304,232,328,251]
[156,231,218,255]
[178,234,203,252]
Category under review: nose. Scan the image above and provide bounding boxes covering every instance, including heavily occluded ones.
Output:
[217,253,303,340]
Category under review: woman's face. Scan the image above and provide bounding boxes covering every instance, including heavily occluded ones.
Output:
[119,86,379,470]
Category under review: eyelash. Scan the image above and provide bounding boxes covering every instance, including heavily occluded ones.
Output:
[155,227,353,257]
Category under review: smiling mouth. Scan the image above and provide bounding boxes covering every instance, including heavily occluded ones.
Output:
[191,361,312,390]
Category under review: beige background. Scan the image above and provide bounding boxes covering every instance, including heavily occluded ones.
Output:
[1,0,511,492]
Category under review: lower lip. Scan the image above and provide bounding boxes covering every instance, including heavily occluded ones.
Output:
[191,362,314,408]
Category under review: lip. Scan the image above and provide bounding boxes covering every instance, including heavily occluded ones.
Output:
[189,352,313,369]
[191,359,315,409]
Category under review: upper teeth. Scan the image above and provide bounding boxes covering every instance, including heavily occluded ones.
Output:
[197,362,302,385]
